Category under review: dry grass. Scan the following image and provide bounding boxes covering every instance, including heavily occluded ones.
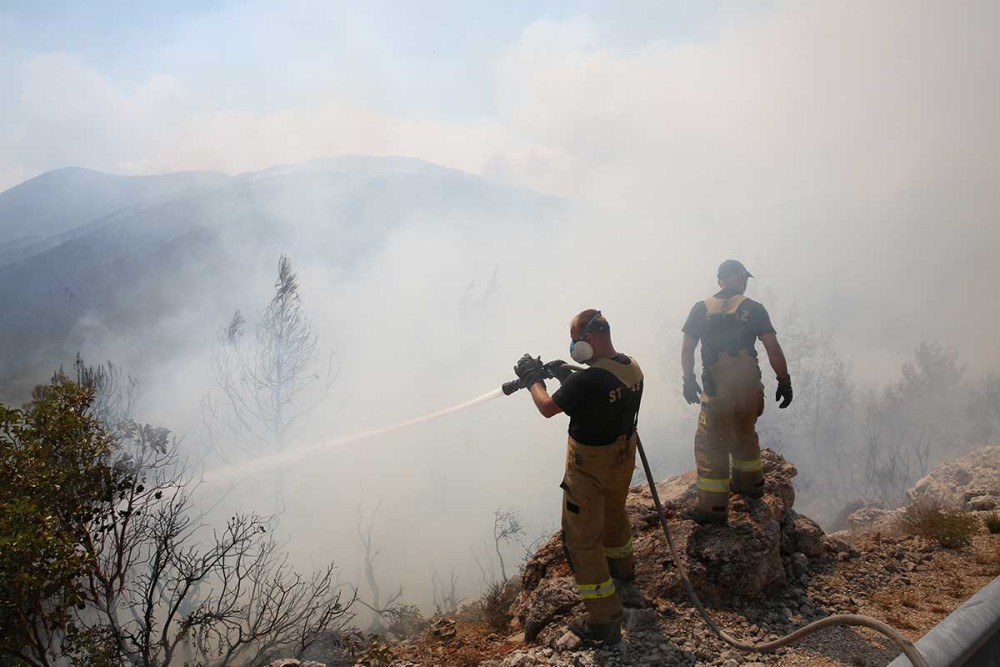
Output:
[870,591,894,611]
[974,542,1000,575]
[870,588,921,611]
[899,589,920,608]
[984,511,1000,534]
[898,497,979,548]
[884,612,917,631]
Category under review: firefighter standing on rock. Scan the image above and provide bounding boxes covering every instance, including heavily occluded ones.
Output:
[513,309,643,646]
[680,260,792,526]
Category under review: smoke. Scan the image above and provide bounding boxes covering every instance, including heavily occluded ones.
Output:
[4,0,1000,614]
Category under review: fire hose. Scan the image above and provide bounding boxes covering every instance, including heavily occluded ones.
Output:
[504,362,929,667]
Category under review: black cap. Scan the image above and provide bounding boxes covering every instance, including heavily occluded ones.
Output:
[718,259,753,279]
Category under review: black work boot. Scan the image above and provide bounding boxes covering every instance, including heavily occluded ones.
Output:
[731,470,765,498]
[681,507,728,526]
[606,557,635,583]
[568,616,623,645]
[613,580,646,608]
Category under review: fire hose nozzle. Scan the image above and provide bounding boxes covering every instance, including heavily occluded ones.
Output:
[502,360,583,395]
[501,380,524,396]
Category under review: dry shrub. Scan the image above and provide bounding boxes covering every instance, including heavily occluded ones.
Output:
[460,579,520,633]
[384,603,429,639]
[481,579,520,633]
[898,498,979,548]
[984,511,1000,534]
[354,637,395,667]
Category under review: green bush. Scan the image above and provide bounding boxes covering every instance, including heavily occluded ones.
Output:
[0,378,118,662]
[899,498,980,548]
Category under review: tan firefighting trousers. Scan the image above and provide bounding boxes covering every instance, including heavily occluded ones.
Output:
[561,434,636,625]
[694,356,765,518]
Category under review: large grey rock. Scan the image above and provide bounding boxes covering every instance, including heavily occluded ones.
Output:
[907,445,1000,510]
[512,450,824,638]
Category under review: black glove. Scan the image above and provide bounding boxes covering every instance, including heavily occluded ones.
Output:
[682,375,702,404]
[776,375,793,408]
[514,354,546,389]
[546,360,574,384]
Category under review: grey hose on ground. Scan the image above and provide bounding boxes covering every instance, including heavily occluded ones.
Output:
[634,434,930,667]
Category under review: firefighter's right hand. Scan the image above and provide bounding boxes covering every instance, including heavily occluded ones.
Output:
[514,354,546,389]
[682,375,702,404]
[776,375,793,408]
[546,360,574,384]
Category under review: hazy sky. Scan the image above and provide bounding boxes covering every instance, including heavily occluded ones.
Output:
[1,1,756,188]
[3,1,997,216]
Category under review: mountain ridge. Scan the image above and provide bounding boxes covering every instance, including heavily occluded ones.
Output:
[0,156,564,401]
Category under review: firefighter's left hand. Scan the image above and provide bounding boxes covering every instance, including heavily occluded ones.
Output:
[682,375,702,404]
[514,354,546,389]
[776,376,793,408]
[546,360,574,384]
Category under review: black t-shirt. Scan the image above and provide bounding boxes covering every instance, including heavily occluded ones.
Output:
[682,289,775,369]
[552,355,644,446]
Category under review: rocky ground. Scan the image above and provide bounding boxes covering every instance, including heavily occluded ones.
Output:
[271,446,1000,667]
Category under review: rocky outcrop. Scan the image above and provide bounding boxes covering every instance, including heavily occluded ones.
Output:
[511,449,837,643]
[844,506,902,534]
[907,445,1000,511]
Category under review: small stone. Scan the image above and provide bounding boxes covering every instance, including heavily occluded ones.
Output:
[554,630,581,651]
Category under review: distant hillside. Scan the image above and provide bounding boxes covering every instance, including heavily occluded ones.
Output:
[0,167,228,249]
[0,157,563,400]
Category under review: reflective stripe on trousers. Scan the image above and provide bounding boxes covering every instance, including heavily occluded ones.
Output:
[604,535,633,560]
[730,456,762,472]
[578,578,616,600]
[697,476,730,493]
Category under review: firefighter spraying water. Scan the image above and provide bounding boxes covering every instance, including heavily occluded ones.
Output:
[509,309,643,645]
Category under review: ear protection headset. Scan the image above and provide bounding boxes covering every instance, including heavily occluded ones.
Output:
[569,310,610,363]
